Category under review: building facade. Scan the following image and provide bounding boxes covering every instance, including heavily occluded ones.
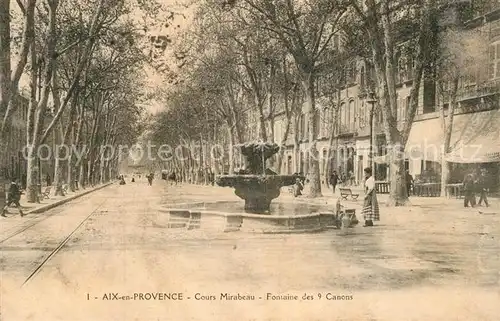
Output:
[242,3,500,189]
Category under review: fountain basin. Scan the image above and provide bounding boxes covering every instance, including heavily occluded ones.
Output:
[155,201,353,234]
[216,175,301,213]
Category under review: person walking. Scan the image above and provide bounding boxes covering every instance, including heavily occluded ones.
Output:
[361,167,379,227]
[147,173,154,186]
[477,171,489,207]
[405,170,414,197]
[329,171,339,193]
[1,179,25,217]
[463,173,476,208]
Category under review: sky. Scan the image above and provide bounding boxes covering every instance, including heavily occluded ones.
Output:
[15,0,199,115]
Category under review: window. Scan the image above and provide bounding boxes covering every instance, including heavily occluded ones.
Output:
[360,66,366,88]
[404,96,410,120]
[348,100,355,131]
[322,107,328,137]
[347,61,357,84]
[301,114,307,140]
[340,102,346,133]
[488,42,500,79]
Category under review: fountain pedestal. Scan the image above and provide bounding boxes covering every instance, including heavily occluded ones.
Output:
[218,175,294,213]
[216,142,302,214]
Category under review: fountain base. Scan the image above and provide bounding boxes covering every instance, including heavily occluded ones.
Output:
[154,201,358,234]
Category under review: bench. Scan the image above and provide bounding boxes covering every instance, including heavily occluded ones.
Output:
[40,186,51,199]
[339,188,359,201]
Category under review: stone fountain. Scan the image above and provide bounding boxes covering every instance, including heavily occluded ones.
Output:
[216,142,302,213]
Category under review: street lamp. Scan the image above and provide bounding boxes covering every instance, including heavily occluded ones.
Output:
[366,92,377,171]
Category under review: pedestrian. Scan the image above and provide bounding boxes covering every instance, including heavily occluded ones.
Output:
[406,170,413,197]
[463,173,476,208]
[361,167,379,227]
[147,173,153,186]
[1,179,25,217]
[477,170,489,207]
[46,173,51,186]
[349,171,354,186]
[293,178,304,197]
[329,171,339,193]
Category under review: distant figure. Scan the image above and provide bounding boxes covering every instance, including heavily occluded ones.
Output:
[293,178,304,197]
[405,170,414,197]
[463,173,476,208]
[46,174,52,186]
[329,171,339,193]
[348,171,354,186]
[147,173,154,186]
[477,171,489,207]
[1,180,24,217]
[168,172,177,185]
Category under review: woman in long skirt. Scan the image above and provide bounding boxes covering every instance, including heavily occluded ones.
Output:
[361,167,379,227]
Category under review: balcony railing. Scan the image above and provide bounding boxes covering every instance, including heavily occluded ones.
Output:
[457,81,500,101]
[338,123,356,135]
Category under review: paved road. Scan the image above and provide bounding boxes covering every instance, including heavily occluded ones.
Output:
[1,180,499,321]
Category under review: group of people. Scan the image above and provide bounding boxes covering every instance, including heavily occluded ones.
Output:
[462,170,489,208]
[291,168,379,228]
[328,171,355,192]
[119,173,155,186]
[329,168,380,227]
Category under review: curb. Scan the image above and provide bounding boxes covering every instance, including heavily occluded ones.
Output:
[25,182,115,214]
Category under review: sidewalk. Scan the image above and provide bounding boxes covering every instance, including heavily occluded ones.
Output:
[163,182,500,216]
[0,181,115,235]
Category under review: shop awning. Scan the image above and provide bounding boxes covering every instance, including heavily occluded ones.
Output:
[404,109,500,163]
[404,117,443,161]
[444,109,500,163]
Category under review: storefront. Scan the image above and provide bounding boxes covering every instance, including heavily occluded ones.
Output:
[404,108,500,191]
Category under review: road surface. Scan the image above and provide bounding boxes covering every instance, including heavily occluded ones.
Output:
[1,180,499,320]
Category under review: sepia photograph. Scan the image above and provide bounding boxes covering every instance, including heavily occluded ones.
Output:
[1,0,499,320]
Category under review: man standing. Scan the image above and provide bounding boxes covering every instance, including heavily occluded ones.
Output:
[1,179,25,217]
[463,173,476,208]
[477,170,489,207]
[329,171,339,193]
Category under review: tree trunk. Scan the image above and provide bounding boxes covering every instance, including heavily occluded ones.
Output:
[302,74,321,197]
[439,76,459,196]
[53,123,65,196]
[79,161,86,189]
[1,0,35,135]
[325,93,340,188]
[227,125,235,174]
[293,114,300,173]
[25,148,39,203]
[25,0,58,202]
[0,0,11,121]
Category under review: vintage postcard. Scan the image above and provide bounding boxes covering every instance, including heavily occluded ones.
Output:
[1,0,499,320]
